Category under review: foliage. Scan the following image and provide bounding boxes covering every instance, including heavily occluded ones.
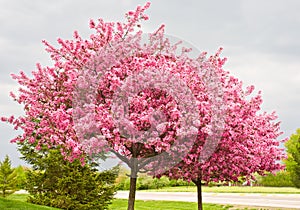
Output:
[161,24,285,210]
[169,178,194,187]
[285,128,300,188]
[0,2,205,209]
[115,169,193,190]
[117,175,171,190]
[163,76,285,183]
[14,165,29,189]
[0,1,285,210]
[0,155,17,197]
[18,141,117,210]
[256,170,295,187]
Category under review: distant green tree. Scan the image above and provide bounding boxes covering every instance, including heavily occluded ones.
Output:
[0,155,17,197]
[18,140,118,210]
[285,128,300,188]
[14,165,28,190]
[257,170,294,187]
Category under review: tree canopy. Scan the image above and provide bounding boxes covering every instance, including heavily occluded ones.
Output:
[1,2,286,210]
[0,155,17,197]
[18,140,118,210]
[285,128,300,188]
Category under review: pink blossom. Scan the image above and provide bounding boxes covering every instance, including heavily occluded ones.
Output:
[1,2,285,199]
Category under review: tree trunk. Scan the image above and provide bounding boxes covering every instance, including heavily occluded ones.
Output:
[127,157,138,210]
[127,176,137,210]
[193,179,203,210]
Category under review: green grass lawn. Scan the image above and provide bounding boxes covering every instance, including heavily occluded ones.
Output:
[109,199,231,210]
[2,190,298,210]
[6,194,28,202]
[0,196,60,210]
[1,195,229,210]
[142,186,300,194]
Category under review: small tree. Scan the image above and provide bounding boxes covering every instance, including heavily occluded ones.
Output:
[18,140,117,210]
[14,165,28,190]
[162,68,286,210]
[0,155,17,197]
[285,128,300,188]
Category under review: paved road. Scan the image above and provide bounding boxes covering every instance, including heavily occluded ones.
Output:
[115,191,300,209]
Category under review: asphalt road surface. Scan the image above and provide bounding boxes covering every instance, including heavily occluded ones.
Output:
[115,191,300,209]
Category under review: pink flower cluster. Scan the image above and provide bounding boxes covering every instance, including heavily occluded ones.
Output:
[1,2,285,182]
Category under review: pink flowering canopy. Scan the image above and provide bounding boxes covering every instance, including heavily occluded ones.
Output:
[163,71,286,183]
[1,2,285,181]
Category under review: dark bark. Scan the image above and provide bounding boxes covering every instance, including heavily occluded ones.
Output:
[127,155,139,210]
[193,179,203,210]
[127,176,137,210]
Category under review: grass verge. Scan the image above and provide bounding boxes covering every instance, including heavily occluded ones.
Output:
[3,193,297,210]
[0,196,60,210]
[142,186,300,194]
[2,194,230,210]
[109,199,231,210]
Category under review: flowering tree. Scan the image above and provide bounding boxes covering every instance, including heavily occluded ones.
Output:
[0,2,285,210]
[161,67,286,210]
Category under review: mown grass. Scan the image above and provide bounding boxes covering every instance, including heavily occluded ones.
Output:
[2,191,298,210]
[143,186,300,194]
[2,194,230,210]
[6,194,28,202]
[109,199,231,210]
[0,196,60,210]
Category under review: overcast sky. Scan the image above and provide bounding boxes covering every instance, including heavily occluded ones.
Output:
[0,0,299,167]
